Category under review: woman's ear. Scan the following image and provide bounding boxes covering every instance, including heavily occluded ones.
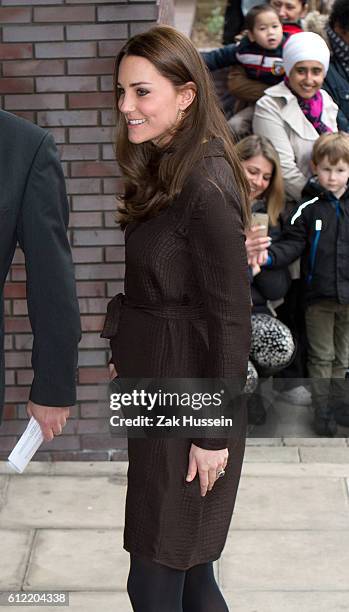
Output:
[178,81,197,111]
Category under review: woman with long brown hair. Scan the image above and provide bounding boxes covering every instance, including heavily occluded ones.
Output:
[236,135,295,425]
[237,134,285,225]
[103,25,251,611]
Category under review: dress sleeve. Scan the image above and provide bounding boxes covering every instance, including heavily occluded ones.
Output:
[187,173,251,450]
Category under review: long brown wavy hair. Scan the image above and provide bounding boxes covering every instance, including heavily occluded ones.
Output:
[113,25,250,228]
[235,135,284,226]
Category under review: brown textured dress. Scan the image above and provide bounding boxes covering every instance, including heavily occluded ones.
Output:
[109,138,251,570]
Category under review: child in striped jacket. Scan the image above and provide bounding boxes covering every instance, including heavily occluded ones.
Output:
[202,4,289,135]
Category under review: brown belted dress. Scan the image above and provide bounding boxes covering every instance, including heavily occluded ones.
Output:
[103,139,251,570]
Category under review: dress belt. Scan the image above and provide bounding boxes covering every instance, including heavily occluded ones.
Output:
[101,292,205,339]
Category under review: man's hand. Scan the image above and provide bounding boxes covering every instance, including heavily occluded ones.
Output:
[26,400,70,442]
[186,443,229,497]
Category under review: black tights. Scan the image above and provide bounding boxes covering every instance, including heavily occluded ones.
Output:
[127,554,229,612]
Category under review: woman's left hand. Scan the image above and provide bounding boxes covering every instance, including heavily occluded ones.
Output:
[186,443,228,497]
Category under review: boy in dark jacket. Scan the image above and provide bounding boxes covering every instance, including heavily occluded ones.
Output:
[265,133,349,436]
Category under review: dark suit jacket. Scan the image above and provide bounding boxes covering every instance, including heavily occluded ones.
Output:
[0,109,81,423]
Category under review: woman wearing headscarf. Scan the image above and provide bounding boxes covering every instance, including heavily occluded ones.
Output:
[253,31,338,203]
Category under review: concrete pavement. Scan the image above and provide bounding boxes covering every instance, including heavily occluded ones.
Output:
[1,435,349,612]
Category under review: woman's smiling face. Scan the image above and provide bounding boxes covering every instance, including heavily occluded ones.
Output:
[288,60,325,98]
[117,55,188,146]
[241,154,273,201]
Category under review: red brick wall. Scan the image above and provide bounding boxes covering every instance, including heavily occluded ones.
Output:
[0,0,174,461]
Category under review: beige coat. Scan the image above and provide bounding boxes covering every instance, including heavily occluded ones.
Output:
[253,81,338,202]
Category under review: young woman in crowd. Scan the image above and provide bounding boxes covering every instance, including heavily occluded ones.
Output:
[237,135,295,424]
[103,25,251,612]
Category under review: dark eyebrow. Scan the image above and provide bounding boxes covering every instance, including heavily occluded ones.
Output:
[117,81,152,87]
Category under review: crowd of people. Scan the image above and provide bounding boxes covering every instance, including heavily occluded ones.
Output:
[203,0,349,436]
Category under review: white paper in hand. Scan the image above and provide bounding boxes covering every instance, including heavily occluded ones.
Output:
[7,417,44,473]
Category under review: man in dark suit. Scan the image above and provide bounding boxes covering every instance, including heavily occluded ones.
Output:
[0,109,81,441]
